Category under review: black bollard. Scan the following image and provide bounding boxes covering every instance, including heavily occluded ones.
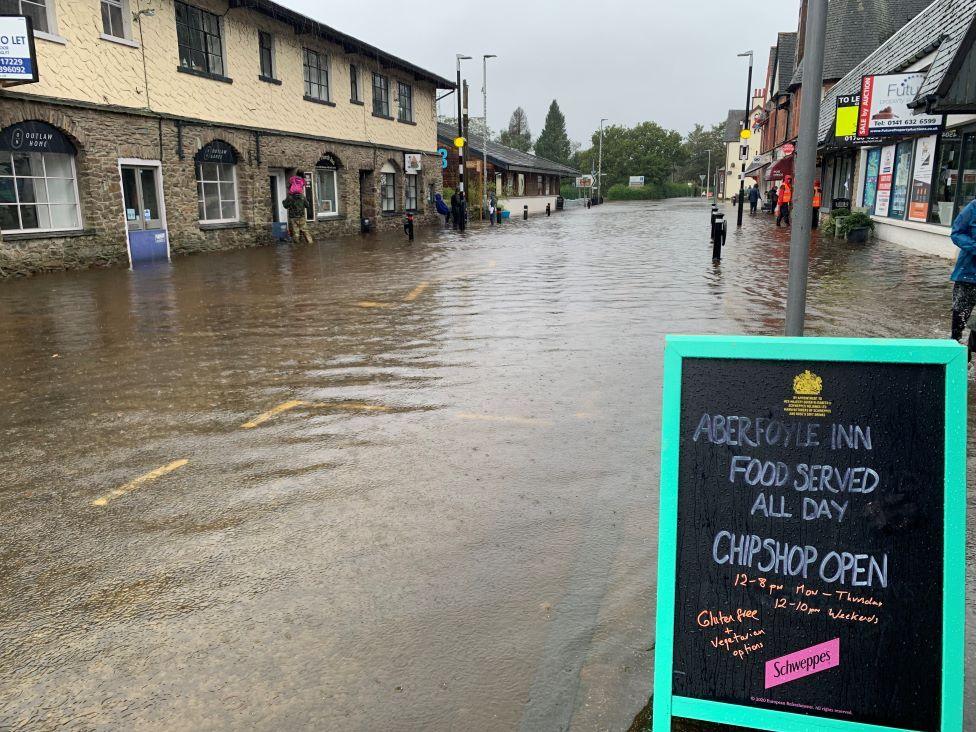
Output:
[523,205,528,220]
[403,213,414,242]
[712,213,725,262]
[546,203,551,217]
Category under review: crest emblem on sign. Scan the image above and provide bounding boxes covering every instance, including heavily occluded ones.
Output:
[792,370,822,395]
[785,370,831,417]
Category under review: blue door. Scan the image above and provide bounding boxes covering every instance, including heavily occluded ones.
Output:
[122,165,168,264]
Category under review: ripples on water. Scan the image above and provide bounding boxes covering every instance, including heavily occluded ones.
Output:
[0,200,965,730]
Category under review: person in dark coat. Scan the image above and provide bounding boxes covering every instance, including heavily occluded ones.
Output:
[950,198,976,353]
[450,191,460,230]
[748,184,760,215]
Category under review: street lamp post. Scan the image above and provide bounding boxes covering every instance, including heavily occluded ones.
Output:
[456,54,471,231]
[597,118,607,203]
[785,0,828,336]
[736,51,753,228]
[482,54,496,221]
[706,148,712,200]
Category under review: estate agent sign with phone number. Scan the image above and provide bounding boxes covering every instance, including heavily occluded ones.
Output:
[0,15,39,84]
[653,336,966,732]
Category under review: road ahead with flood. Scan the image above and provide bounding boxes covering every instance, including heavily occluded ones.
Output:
[1,199,972,730]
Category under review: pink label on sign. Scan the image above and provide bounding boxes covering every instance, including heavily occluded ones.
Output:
[765,638,839,689]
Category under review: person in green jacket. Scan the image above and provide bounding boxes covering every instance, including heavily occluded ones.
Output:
[283,172,313,244]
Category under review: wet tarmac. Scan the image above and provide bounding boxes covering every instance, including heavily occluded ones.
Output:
[0,199,971,730]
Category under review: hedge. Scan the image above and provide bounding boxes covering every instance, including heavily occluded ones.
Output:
[605,182,695,200]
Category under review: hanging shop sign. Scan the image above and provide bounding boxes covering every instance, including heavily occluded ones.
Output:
[404,152,423,173]
[874,145,896,217]
[194,140,238,165]
[0,15,38,84]
[0,120,75,153]
[908,134,938,223]
[857,74,942,137]
[653,334,966,732]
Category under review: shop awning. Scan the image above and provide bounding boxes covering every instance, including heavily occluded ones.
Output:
[744,156,771,176]
[768,155,794,181]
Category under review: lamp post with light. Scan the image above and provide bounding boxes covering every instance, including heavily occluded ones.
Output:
[736,50,753,228]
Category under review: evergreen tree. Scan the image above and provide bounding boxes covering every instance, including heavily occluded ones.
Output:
[534,100,571,164]
[499,107,532,152]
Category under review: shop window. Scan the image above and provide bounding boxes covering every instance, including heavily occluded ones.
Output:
[315,165,339,218]
[373,74,390,117]
[258,31,276,81]
[350,64,360,102]
[0,151,81,233]
[930,132,961,226]
[100,0,132,40]
[2,0,54,34]
[888,141,913,219]
[196,161,238,223]
[303,48,330,102]
[405,173,418,211]
[176,2,225,78]
[955,132,976,219]
[380,162,396,212]
[397,82,413,123]
[862,148,881,214]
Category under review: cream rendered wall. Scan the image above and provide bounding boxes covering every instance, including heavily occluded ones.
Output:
[23,0,439,152]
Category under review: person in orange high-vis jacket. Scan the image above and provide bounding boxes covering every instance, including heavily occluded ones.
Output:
[812,182,822,229]
[776,176,792,227]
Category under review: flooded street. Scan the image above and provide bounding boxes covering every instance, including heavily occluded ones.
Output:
[0,198,971,730]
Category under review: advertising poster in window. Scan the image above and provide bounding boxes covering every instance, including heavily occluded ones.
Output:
[874,146,896,217]
[857,74,942,138]
[862,148,881,211]
[908,135,938,222]
[890,142,913,218]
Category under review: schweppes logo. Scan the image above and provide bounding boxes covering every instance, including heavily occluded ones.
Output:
[785,370,831,417]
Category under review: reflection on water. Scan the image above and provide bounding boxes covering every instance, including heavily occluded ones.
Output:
[0,200,968,731]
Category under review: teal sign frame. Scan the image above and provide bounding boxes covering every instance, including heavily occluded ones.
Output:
[653,335,967,732]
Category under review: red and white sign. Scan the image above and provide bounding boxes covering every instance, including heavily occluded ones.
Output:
[875,145,896,217]
[858,73,942,137]
[782,142,795,156]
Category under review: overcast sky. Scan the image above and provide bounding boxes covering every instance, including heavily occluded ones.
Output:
[285,1,800,146]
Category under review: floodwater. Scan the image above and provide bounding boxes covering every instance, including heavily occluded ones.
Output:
[0,199,971,731]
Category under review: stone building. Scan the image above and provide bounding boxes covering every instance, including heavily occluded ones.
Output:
[0,0,453,275]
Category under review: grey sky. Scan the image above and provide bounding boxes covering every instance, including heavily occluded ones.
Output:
[285,1,800,146]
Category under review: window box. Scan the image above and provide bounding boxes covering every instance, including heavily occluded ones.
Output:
[304,95,336,107]
[177,66,233,84]
[259,75,282,86]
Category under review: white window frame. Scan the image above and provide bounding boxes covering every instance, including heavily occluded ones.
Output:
[0,150,83,234]
[7,0,61,41]
[380,163,396,212]
[404,172,418,211]
[314,166,339,219]
[196,161,239,224]
[100,0,134,43]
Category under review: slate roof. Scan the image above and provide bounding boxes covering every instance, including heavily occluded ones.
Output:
[228,0,454,88]
[817,0,976,142]
[723,109,747,142]
[774,33,798,95]
[436,123,579,177]
[791,0,934,88]
[913,0,976,103]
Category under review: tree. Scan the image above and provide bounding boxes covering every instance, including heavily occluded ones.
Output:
[534,100,572,164]
[676,122,725,185]
[499,107,532,152]
[574,121,685,190]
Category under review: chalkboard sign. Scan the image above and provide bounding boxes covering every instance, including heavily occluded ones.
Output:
[653,336,966,732]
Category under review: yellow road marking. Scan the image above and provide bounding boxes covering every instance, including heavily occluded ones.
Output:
[91,459,188,507]
[456,412,552,426]
[404,282,430,302]
[313,402,392,412]
[356,300,394,309]
[241,400,307,429]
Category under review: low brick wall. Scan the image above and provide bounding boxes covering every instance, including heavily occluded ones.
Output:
[0,98,442,276]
